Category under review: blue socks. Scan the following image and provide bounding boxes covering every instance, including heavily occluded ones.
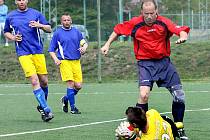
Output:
[66,88,76,110]
[33,88,51,113]
[41,86,48,100]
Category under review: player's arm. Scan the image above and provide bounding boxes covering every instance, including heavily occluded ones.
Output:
[4,32,22,42]
[175,31,188,44]
[4,17,22,42]
[49,52,61,66]
[101,18,136,55]
[29,21,52,33]
[101,31,118,55]
[164,17,190,44]
[48,32,60,65]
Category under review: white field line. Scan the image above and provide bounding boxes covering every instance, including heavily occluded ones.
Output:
[0,90,210,96]
[0,108,210,138]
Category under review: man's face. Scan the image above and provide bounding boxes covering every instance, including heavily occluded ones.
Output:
[0,0,4,5]
[61,15,72,29]
[141,2,157,26]
[16,0,28,11]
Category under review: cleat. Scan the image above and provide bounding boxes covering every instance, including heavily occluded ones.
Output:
[177,128,188,140]
[71,107,81,114]
[61,96,68,113]
[37,105,54,122]
[42,112,54,122]
[37,105,45,116]
[175,122,189,140]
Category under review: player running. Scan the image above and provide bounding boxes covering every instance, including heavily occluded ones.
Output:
[4,0,53,122]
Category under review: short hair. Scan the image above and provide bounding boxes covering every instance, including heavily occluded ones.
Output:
[125,107,147,131]
[141,0,157,10]
[60,12,71,20]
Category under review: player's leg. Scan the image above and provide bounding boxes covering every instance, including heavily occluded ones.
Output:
[70,60,82,114]
[165,61,188,140]
[168,84,188,140]
[30,54,53,122]
[60,60,81,114]
[33,54,49,100]
[136,61,153,112]
[136,86,150,112]
[66,80,81,114]
[38,74,48,100]
[18,55,53,121]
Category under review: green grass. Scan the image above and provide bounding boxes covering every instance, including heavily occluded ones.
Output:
[0,82,210,140]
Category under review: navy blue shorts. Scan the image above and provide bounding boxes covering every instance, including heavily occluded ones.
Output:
[137,57,181,88]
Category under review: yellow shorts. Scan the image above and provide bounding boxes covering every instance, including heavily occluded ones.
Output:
[59,60,82,82]
[18,54,48,77]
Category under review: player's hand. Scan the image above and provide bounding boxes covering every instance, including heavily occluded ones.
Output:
[175,38,187,44]
[115,121,135,140]
[14,34,22,42]
[78,45,87,55]
[29,21,42,28]
[54,59,61,66]
[101,43,110,56]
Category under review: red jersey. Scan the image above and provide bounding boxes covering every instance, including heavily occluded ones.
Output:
[113,15,190,60]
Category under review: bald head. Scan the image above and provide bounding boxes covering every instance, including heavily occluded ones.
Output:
[141,0,157,10]
[141,0,158,26]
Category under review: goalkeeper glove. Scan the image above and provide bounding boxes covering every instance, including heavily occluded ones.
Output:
[115,121,137,140]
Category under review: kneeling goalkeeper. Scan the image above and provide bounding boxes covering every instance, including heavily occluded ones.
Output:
[116,107,185,140]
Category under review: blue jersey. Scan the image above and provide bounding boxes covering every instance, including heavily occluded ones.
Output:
[4,8,50,56]
[49,26,83,60]
[0,4,8,23]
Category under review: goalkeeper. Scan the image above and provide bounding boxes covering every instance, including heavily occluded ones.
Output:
[116,107,184,140]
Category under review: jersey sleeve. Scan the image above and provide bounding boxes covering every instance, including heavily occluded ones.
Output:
[4,17,12,33]
[164,17,190,36]
[48,32,58,52]
[113,17,138,36]
[38,12,50,25]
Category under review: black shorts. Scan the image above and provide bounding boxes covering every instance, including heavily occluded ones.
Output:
[137,57,181,88]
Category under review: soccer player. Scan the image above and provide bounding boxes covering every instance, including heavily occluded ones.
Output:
[0,0,8,46]
[48,13,88,114]
[115,107,178,140]
[4,0,53,122]
[101,0,189,139]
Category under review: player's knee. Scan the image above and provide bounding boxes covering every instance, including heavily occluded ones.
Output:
[40,79,48,87]
[74,83,82,90]
[169,84,185,103]
[31,77,40,87]
[38,75,48,87]
[140,92,149,102]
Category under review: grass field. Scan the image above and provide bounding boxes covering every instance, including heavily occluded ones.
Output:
[0,82,210,140]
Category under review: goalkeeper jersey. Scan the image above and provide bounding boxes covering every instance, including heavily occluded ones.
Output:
[4,8,50,56]
[136,109,174,140]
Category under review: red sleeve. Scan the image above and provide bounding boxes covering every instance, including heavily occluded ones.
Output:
[113,17,139,36]
[162,16,190,36]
